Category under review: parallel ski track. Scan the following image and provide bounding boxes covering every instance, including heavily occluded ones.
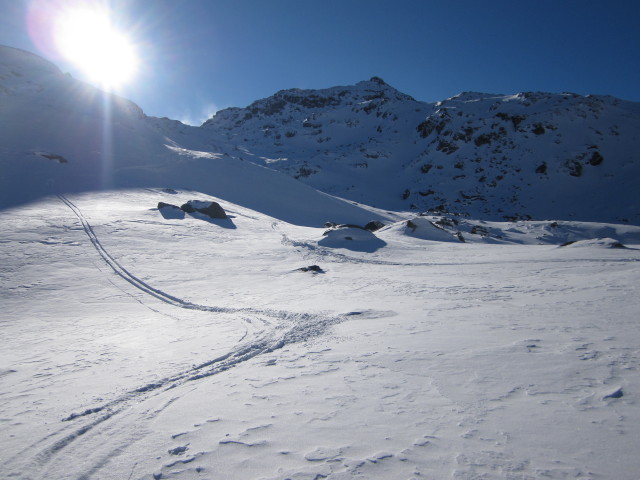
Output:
[2,195,355,478]
[58,194,230,312]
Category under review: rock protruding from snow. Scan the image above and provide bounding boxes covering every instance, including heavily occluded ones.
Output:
[34,152,68,163]
[297,265,324,273]
[364,220,385,231]
[157,202,185,219]
[603,387,624,400]
[180,200,227,219]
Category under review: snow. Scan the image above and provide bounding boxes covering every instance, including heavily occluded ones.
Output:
[1,45,640,479]
[2,190,640,479]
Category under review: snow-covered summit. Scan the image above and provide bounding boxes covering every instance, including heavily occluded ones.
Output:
[199,80,640,224]
[202,76,417,128]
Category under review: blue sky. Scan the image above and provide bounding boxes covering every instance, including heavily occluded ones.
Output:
[1,0,639,125]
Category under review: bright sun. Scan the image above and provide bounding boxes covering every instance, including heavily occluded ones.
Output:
[54,7,138,89]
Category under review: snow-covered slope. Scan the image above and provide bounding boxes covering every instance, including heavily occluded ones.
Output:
[0,46,388,227]
[2,190,640,479]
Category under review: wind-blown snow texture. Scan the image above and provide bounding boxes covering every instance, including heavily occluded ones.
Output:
[1,45,640,479]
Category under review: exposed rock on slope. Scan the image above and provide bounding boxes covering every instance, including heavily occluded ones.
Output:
[180,200,227,219]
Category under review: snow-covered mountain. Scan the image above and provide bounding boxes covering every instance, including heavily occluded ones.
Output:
[2,45,639,224]
[2,45,640,480]
[200,78,640,224]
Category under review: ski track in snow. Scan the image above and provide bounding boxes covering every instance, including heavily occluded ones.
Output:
[2,195,383,478]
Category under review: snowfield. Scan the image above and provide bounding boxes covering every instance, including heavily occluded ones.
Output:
[2,189,640,479]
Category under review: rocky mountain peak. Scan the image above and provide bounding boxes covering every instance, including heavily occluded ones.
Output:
[202,77,418,129]
[198,79,640,224]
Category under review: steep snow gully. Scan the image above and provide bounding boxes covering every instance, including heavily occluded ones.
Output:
[2,195,382,478]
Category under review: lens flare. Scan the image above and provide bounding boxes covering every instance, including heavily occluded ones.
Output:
[54,6,138,90]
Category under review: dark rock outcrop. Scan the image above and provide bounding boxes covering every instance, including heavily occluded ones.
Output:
[158,201,178,210]
[180,200,227,219]
[297,265,324,273]
[364,220,385,231]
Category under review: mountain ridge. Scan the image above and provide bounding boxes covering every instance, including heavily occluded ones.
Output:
[1,45,638,225]
[200,78,640,224]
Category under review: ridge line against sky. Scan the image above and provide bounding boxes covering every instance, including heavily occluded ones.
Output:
[1,0,639,125]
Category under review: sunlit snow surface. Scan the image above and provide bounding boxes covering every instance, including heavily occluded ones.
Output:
[2,190,640,479]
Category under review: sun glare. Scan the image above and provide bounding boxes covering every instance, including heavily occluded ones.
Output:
[54,7,138,90]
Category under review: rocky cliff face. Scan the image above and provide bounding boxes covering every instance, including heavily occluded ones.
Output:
[200,79,640,223]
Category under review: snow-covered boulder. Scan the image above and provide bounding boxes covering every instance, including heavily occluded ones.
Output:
[560,237,626,248]
[318,225,386,252]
